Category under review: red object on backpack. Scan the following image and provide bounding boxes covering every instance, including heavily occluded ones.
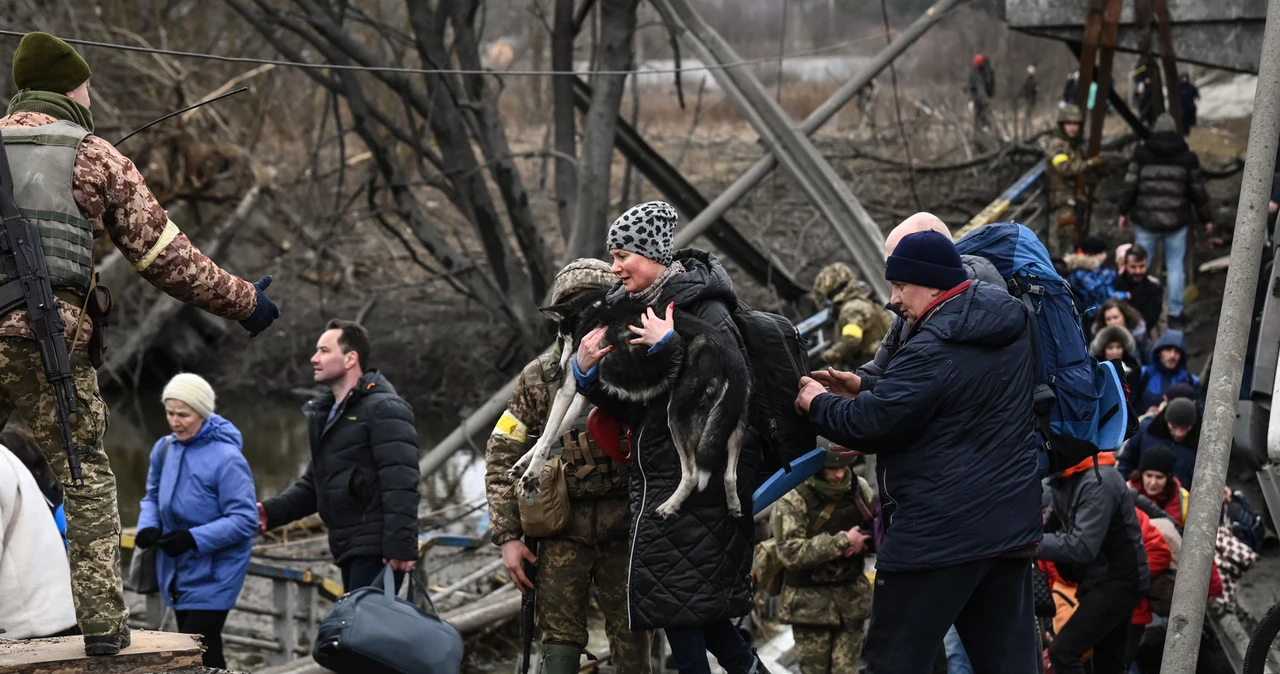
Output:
[587,407,631,463]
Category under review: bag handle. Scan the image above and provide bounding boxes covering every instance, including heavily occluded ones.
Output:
[404,566,440,617]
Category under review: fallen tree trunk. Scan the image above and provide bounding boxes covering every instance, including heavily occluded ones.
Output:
[99,185,263,384]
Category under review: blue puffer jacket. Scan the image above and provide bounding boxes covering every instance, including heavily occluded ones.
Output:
[1137,330,1200,411]
[1117,409,1201,488]
[137,414,258,610]
[810,280,1044,572]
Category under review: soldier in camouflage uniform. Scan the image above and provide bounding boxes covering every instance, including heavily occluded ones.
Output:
[1044,104,1103,257]
[771,453,875,674]
[485,259,651,674]
[813,263,892,370]
[0,33,279,655]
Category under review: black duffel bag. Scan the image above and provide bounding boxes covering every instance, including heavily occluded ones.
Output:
[313,564,463,674]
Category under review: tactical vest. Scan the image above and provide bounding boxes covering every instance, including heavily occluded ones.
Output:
[785,481,871,588]
[0,121,94,294]
[537,354,629,500]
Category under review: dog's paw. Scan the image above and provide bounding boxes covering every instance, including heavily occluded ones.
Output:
[726,503,742,518]
[654,500,681,519]
[518,471,542,499]
[505,465,523,484]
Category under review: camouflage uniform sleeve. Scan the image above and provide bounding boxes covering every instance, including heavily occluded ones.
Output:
[1047,137,1090,180]
[73,136,257,321]
[485,360,549,546]
[771,490,849,570]
[822,299,872,365]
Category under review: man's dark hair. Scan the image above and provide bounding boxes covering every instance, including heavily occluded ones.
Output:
[326,319,372,371]
[1126,245,1149,263]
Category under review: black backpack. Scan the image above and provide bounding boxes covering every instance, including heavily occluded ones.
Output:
[731,304,817,475]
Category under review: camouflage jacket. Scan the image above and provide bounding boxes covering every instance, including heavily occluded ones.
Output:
[0,112,257,348]
[771,477,875,627]
[484,351,630,547]
[1044,131,1093,212]
[822,284,892,370]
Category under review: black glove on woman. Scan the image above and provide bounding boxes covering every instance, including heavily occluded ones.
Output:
[157,529,198,556]
[134,527,160,549]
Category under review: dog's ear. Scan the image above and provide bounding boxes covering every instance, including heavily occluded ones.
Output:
[539,301,572,322]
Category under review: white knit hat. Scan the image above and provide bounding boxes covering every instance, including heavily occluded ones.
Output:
[162,373,216,419]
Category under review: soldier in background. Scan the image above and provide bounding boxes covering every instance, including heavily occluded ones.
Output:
[813,263,892,371]
[1043,103,1102,256]
[771,453,875,674]
[484,259,651,674]
[0,32,279,655]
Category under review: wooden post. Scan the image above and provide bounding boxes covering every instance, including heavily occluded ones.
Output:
[273,578,298,666]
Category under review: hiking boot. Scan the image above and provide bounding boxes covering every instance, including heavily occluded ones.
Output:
[84,629,130,656]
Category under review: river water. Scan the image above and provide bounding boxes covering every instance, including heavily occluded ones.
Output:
[104,390,487,527]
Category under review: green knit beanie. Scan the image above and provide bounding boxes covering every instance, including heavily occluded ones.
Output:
[12,32,91,94]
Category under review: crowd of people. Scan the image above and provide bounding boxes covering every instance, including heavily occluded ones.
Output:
[0,27,1258,674]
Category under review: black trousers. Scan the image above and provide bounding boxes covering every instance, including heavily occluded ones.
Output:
[1048,584,1142,674]
[341,556,404,593]
[864,557,1039,674]
[175,609,230,669]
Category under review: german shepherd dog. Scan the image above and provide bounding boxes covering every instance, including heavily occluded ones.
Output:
[508,289,751,517]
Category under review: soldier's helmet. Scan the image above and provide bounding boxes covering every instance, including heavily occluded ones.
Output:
[813,262,857,301]
[1057,103,1084,125]
[550,258,617,305]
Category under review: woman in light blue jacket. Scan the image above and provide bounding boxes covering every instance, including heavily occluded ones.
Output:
[135,373,256,668]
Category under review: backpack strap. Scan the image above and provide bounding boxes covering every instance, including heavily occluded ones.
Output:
[809,502,837,535]
[1018,289,1058,450]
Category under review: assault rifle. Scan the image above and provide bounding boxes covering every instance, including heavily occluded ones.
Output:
[519,538,539,674]
[0,135,91,487]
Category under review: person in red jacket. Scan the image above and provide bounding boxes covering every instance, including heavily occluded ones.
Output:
[1127,446,1188,527]
[1129,509,1171,664]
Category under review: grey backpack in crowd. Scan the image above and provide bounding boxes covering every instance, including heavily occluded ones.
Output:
[313,564,463,674]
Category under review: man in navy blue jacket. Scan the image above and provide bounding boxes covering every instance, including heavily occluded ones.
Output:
[796,230,1044,674]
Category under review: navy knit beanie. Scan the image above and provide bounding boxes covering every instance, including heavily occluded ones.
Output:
[885,231,969,290]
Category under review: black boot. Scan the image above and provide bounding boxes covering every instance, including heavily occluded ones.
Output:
[84,628,131,656]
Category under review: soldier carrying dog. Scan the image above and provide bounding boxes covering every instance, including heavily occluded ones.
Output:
[485,259,652,674]
[0,32,279,655]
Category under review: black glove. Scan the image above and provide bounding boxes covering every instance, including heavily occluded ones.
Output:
[239,275,280,337]
[157,529,198,556]
[135,527,160,549]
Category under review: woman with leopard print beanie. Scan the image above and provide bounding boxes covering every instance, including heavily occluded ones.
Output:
[571,201,765,674]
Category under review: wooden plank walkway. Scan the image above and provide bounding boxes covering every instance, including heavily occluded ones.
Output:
[0,631,204,674]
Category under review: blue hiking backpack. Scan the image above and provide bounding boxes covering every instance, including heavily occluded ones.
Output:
[1226,490,1266,551]
[956,223,1131,473]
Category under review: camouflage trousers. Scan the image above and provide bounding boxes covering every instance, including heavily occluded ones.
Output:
[791,621,867,674]
[1048,206,1077,259]
[0,338,125,635]
[537,537,652,674]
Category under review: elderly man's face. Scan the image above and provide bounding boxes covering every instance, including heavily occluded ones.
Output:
[890,281,942,324]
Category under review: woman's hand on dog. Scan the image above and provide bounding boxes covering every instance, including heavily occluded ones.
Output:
[577,325,614,371]
[628,302,675,347]
[501,540,538,594]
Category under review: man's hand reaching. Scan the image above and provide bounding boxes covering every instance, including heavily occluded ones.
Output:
[810,368,861,398]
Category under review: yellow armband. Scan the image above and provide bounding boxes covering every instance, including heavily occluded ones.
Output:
[841,323,864,340]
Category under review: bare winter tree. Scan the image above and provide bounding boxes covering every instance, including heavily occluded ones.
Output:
[223,0,557,342]
[562,0,641,261]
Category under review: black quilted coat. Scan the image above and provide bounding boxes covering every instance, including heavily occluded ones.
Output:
[595,249,759,630]
[261,370,421,564]
[1117,131,1213,233]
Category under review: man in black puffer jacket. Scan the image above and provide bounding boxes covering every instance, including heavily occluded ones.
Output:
[1117,113,1214,326]
[259,320,420,592]
[574,202,761,674]
[796,230,1043,674]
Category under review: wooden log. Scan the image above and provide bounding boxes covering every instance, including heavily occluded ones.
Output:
[0,631,203,674]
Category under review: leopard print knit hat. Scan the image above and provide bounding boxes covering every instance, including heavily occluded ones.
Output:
[606,201,677,266]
